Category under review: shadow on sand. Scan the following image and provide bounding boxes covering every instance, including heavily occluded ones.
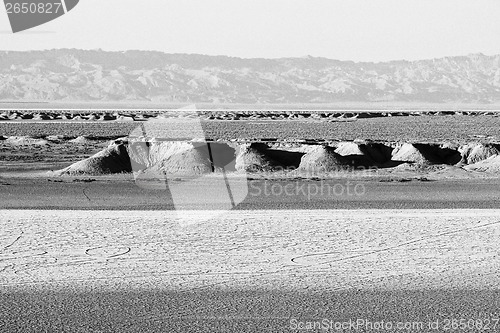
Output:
[1,289,499,332]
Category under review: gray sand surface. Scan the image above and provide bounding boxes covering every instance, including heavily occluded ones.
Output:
[1,177,500,210]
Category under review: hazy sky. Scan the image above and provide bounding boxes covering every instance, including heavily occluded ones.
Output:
[1,0,499,61]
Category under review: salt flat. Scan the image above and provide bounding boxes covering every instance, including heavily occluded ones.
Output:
[1,209,500,332]
[1,209,499,291]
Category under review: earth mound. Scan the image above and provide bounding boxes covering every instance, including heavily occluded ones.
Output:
[32,114,52,121]
[235,143,283,172]
[55,142,131,175]
[298,145,351,173]
[117,115,135,122]
[464,155,500,173]
[69,136,93,144]
[335,142,364,156]
[334,141,390,166]
[45,137,500,178]
[392,143,463,166]
[147,142,214,175]
[392,143,434,165]
[459,143,500,164]
[128,140,236,176]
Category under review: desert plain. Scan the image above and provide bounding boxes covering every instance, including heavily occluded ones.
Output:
[1,109,500,332]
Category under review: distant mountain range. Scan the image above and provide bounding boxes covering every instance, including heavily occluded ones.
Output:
[1,49,500,104]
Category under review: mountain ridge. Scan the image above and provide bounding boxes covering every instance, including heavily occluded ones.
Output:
[1,49,499,103]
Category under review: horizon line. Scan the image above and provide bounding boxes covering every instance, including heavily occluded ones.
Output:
[0,48,498,64]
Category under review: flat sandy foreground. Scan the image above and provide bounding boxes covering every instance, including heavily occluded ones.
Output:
[1,209,500,332]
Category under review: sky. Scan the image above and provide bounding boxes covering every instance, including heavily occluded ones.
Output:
[1,0,500,62]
